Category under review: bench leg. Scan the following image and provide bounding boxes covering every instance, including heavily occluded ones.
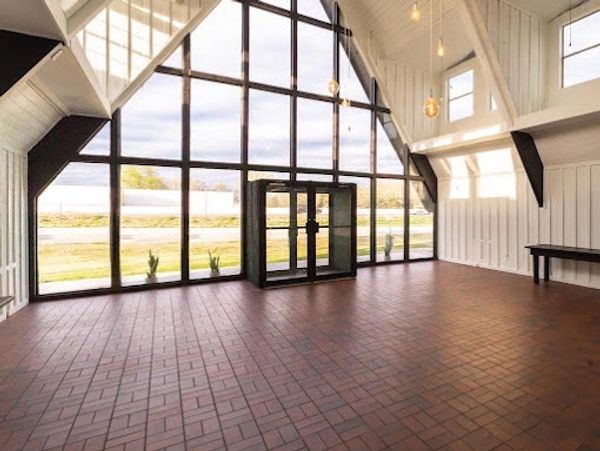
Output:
[544,256,550,282]
[533,255,539,284]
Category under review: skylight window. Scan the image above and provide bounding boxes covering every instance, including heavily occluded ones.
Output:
[448,69,474,122]
[562,10,600,87]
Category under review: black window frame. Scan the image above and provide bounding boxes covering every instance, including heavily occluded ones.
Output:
[30,0,436,301]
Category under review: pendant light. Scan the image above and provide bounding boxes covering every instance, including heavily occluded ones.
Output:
[410,2,422,22]
[424,0,440,119]
[327,9,340,95]
[437,0,445,57]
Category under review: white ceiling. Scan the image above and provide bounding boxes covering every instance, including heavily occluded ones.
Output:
[511,0,574,19]
[356,0,473,73]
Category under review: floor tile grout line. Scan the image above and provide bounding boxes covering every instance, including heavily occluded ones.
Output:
[21,296,115,446]
[0,297,103,428]
[61,293,137,447]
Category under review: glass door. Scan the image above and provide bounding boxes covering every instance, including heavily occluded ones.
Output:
[314,185,355,279]
[265,184,310,283]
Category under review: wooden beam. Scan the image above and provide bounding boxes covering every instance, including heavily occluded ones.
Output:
[456,0,518,126]
[409,147,437,204]
[511,131,544,207]
[0,30,59,97]
[28,116,109,198]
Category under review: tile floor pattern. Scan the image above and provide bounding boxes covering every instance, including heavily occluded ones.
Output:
[1,262,600,451]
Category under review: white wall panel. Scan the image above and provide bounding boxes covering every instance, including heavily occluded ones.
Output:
[477,0,546,115]
[435,149,600,290]
[0,149,29,323]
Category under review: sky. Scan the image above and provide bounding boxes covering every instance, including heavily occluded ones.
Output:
[60,0,405,187]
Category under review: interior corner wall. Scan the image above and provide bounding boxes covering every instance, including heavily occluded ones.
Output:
[0,148,29,322]
[436,154,600,289]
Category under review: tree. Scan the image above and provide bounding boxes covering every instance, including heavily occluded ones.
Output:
[121,166,168,190]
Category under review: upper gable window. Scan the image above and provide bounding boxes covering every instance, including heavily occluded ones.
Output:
[448,69,474,122]
[562,10,600,87]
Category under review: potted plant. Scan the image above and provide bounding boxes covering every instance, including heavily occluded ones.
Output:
[384,230,394,260]
[146,250,159,283]
[208,249,220,277]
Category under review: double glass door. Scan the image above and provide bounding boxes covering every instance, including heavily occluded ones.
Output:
[263,181,356,285]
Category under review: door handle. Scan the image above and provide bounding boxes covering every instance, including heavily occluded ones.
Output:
[306,220,320,234]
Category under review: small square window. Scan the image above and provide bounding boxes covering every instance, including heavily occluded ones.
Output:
[448,69,474,122]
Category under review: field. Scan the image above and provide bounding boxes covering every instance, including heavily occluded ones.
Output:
[38,214,433,285]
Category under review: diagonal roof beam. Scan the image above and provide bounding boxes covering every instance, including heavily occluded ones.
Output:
[67,0,113,38]
[456,0,517,127]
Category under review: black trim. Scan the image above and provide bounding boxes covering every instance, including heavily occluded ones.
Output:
[409,150,438,204]
[0,30,59,97]
[511,131,544,207]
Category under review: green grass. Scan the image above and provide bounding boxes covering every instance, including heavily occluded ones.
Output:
[38,232,433,284]
[39,213,433,229]
[37,214,433,284]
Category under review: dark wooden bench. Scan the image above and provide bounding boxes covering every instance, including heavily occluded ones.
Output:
[525,245,600,284]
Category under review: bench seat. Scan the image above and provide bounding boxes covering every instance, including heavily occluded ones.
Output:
[525,245,600,283]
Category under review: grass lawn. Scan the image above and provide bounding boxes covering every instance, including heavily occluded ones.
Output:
[38,214,433,284]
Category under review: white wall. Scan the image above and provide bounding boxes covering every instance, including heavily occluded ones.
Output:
[0,149,29,322]
[475,0,547,115]
[434,141,600,289]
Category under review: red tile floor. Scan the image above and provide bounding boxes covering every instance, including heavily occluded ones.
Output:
[1,261,599,451]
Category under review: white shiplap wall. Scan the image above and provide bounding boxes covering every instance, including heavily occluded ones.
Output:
[436,150,600,289]
[476,0,546,115]
[371,55,439,142]
[0,149,28,322]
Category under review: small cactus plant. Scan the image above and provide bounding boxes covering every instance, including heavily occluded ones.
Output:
[146,250,159,280]
[208,249,220,274]
[384,230,394,257]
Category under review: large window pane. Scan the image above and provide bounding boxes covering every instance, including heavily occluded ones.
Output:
[248,171,289,181]
[162,45,181,68]
[377,120,403,175]
[121,73,181,160]
[340,176,371,262]
[120,166,181,285]
[250,7,290,87]
[260,0,289,8]
[191,80,241,162]
[37,163,110,294]
[298,0,329,22]
[339,44,369,103]
[376,179,404,262]
[298,23,333,95]
[339,107,371,172]
[297,98,332,169]
[249,90,290,166]
[563,45,600,88]
[190,169,241,279]
[80,123,110,156]
[410,182,434,259]
[191,0,241,78]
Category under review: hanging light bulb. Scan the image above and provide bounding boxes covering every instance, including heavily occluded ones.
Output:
[328,78,340,95]
[437,37,445,57]
[410,2,422,22]
[424,94,440,118]
[341,97,351,108]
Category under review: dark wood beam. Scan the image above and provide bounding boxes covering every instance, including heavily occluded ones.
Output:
[409,150,437,204]
[0,30,59,97]
[511,131,544,207]
[28,116,109,198]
